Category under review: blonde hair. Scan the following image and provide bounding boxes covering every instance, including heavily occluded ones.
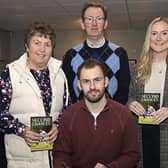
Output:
[137,16,168,83]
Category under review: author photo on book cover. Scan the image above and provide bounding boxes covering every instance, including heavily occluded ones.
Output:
[0,22,68,168]
[128,16,168,168]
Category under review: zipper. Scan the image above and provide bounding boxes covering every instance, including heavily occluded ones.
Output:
[94,118,97,130]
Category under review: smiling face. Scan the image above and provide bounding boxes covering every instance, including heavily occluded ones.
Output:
[26,35,52,70]
[81,7,108,42]
[150,21,168,54]
[78,66,108,103]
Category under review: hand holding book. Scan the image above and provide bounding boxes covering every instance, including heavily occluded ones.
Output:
[23,127,42,146]
[152,107,168,124]
[44,123,58,143]
[129,101,145,116]
[30,116,55,152]
[137,93,160,125]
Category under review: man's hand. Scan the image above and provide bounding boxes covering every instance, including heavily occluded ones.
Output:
[94,163,107,168]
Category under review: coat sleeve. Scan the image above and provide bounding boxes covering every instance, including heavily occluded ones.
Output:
[127,64,138,105]
[0,66,26,136]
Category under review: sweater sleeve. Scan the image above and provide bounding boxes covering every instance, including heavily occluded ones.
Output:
[113,47,130,104]
[53,110,72,168]
[62,49,78,104]
[107,109,140,168]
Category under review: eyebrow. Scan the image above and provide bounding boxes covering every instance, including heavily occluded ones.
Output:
[80,76,104,81]
[152,29,168,31]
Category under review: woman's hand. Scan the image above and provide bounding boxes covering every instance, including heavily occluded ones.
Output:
[23,127,42,146]
[129,101,145,116]
[23,123,58,146]
[152,107,168,124]
[45,123,58,143]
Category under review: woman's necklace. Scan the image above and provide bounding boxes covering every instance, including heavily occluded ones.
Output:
[152,61,166,75]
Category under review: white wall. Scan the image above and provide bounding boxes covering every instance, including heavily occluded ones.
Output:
[10,31,25,61]
[54,29,146,60]
[0,31,10,71]
[107,30,145,60]
[10,29,145,62]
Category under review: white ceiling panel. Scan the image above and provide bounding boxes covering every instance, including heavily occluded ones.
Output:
[0,0,167,31]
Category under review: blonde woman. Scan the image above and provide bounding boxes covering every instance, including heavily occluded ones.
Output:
[128,16,168,168]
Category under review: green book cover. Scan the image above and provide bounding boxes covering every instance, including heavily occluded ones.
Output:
[137,93,160,125]
[30,116,53,152]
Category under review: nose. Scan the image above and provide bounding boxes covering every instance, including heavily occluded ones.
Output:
[156,34,161,41]
[39,44,45,52]
[92,18,97,25]
[90,80,96,89]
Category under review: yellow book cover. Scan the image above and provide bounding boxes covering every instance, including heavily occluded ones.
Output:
[30,116,53,152]
[137,93,160,125]
[138,116,159,125]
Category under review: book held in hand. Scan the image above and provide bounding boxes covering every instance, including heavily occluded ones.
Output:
[30,116,53,152]
[137,93,160,125]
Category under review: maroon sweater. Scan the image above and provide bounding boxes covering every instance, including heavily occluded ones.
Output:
[53,98,139,168]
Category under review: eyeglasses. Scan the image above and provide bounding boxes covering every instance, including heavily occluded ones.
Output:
[80,77,104,85]
[84,16,105,24]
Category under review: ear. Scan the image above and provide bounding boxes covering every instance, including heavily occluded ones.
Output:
[80,19,86,30]
[104,20,108,30]
[77,80,82,91]
[104,76,109,88]
[25,44,29,52]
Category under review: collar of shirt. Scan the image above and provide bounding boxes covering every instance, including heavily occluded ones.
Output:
[81,97,109,114]
[86,37,105,48]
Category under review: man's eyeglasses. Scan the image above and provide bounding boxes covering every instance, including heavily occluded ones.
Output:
[84,16,105,24]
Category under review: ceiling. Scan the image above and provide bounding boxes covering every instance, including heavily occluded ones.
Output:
[0,0,167,32]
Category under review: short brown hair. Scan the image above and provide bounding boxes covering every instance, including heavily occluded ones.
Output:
[81,1,107,21]
[24,22,56,49]
[77,59,107,79]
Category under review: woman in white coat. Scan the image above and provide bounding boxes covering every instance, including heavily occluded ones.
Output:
[0,22,68,168]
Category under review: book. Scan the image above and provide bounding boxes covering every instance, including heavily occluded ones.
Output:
[30,116,53,152]
[137,93,160,125]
